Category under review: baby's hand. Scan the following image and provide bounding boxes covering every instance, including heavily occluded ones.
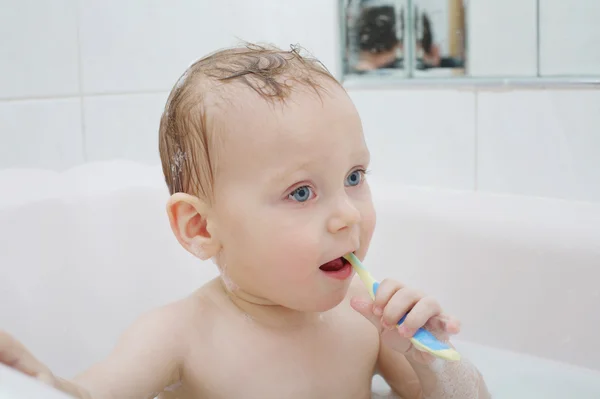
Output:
[0,330,56,382]
[350,279,461,364]
[0,331,91,397]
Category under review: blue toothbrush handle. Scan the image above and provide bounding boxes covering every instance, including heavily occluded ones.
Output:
[344,252,459,361]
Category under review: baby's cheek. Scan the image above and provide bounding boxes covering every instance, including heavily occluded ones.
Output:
[360,204,376,243]
[271,230,320,270]
[278,230,319,263]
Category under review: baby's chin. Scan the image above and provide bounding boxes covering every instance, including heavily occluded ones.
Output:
[308,293,349,313]
[225,272,353,314]
[288,282,352,313]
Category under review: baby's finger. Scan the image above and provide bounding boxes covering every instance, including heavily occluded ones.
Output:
[381,288,422,328]
[0,331,50,378]
[372,278,404,316]
[424,315,447,332]
[397,297,442,337]
[444,316,461,334]
[425,314,461,335]
[350,296,382,329]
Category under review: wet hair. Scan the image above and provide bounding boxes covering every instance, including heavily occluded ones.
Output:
[356,6,400,54]
[158,43,340,201]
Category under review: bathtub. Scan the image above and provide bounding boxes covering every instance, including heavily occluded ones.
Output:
[0,161,599,398]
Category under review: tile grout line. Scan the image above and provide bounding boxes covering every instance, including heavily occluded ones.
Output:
[0,90,168,103]
[473,91,479,191]
[536,0,541,77]
[75,0,87,162]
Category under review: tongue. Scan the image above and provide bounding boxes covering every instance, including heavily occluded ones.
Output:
[320,258,345,272]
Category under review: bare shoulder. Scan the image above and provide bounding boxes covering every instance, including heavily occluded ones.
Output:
[134,290,205,334]
[144,278,221,338]
[72,280,222,398]
[91,284,217,363]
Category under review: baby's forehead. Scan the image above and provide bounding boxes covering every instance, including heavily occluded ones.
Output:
[159,44,348,198]
[211,82,364,179]
[215,80,348,144]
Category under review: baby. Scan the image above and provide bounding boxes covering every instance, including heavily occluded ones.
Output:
[0,43,490,399]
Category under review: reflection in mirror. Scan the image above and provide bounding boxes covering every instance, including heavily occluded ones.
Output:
[412,0,466,77]
[344,0,405,77]
[343,0,599,81]
[343,0,467,79]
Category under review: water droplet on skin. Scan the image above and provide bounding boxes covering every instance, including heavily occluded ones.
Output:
[164,381,183,391]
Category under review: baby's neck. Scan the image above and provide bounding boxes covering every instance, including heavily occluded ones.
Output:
[216,278,326,330]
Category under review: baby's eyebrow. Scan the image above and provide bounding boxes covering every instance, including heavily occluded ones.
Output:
[348,149,371,166]
[270,162,312,184]
[270,149,370,184]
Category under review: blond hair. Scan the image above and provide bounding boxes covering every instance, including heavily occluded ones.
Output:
[158,43,340,202]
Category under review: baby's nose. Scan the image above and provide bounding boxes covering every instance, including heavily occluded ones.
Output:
[327,198,361,233]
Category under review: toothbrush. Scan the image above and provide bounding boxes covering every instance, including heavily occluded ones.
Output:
[343,253,461,361]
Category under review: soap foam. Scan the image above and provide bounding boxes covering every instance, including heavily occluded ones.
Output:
[170,149,186,175]
[169,148,187,192]
[189,241,207,260]
[219,260,239,292]
[424,357,486,399]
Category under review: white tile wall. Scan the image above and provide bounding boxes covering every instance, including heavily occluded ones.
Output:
[477,90,600,202]
[468,0,538,77]
[0,0,79,99]
[0,0,599,204]
[83,93,168,164]
[0,99,83,170]
[539,0,600,76]
[349,89,476,190]
[78,1,229,94]
[78,0,338,94]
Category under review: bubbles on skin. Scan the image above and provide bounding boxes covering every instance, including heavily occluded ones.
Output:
[221,273,238,292]
[216,259,253,323]
[190,241,207,260]
[219,260,239,292]
[171,148,186,174]
[170,148,187,190]
[424,358,485,399]
[209,256,240,292]
[164,381,183,392]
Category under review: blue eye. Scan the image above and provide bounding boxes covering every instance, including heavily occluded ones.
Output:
[345,170,364,187]
[289,186,313,202]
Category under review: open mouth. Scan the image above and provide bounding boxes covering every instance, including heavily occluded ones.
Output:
[319,256,351,272]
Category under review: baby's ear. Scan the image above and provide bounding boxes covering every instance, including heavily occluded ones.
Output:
[166,193,221,260]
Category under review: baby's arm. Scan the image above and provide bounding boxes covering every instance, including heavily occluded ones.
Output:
[377,345,491,399]
[1,303,187,399]
[73,303,187,399]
